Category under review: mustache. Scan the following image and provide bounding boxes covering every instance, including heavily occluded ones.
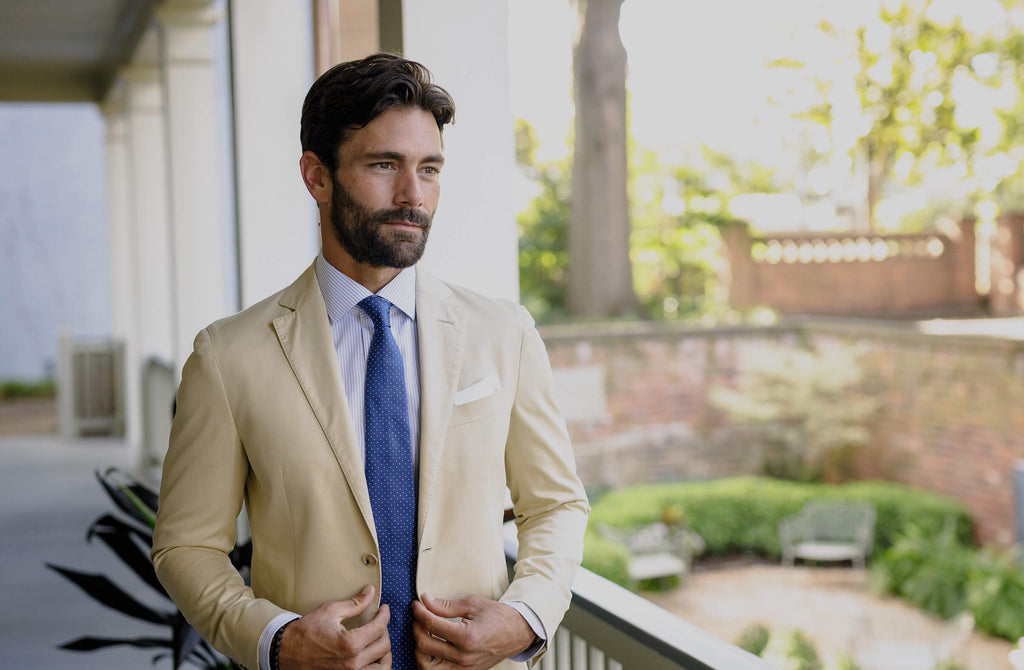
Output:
[368,207,431,228]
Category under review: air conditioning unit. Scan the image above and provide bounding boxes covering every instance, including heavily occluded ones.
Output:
[58,336,125,438]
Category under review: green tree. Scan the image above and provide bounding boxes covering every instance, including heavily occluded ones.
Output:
[516,119,570,322]
[630,147,749,321]
[772,0,1006,230]
[516,118,783,323]
[569,0,639,318]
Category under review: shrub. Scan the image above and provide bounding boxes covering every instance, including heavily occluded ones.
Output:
[581,528,631,587]
[869,521,972,618]
[871,526,1024,641]
[761,629,822,670]
[966,546,1024,641]
[0,379,56,399]
[832,653,864,670]
[709,342,878,482]
[588,477,973,559]
[735,623,771,656]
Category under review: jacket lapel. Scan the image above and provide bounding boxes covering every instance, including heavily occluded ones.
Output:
[415,270,466,537]
[271,263,375,530]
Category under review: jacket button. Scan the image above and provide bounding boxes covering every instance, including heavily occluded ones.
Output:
[362,554,378,567]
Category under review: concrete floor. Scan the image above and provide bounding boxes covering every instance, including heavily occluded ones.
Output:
[0,433,194,669]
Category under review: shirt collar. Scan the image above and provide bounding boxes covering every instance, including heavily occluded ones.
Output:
[315,251,417,324]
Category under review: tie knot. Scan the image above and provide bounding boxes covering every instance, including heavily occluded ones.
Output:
[358,295,393,330]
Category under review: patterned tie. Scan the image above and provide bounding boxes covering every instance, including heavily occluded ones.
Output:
[357,296,417,670]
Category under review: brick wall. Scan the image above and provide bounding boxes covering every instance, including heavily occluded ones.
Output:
[722,220,981,317]
[541,320,1024,547]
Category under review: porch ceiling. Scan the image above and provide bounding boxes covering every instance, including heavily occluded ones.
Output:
[0,0,158,102]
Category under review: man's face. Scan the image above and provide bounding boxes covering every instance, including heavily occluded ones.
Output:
[328,107,444,269]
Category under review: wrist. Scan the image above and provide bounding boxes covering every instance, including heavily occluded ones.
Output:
[269,620,292,670]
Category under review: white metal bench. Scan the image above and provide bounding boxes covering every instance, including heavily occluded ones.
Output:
[778,499,876,568]
[599,522,704,587]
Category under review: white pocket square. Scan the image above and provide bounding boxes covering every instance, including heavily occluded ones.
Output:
[453,374,502,406]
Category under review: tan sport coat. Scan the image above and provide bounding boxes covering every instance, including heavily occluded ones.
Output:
[151,262,590,670]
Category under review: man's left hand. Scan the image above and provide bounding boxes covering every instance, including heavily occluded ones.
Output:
[411,593,536,669]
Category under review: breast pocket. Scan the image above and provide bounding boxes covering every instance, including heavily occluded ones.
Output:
[447,387,507,428]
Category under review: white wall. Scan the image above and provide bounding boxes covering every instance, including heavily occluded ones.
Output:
[402,0,520,302]
[230,0,319,309]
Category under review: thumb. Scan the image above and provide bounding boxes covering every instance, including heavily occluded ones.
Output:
[419,593,470,618]
[326,584,377,619]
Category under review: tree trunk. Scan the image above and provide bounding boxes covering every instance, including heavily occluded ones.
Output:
[866,152,886,233]
[568,0,638,317]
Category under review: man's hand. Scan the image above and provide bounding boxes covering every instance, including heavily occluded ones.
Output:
[279,585,392,670]
[411,593,536,669]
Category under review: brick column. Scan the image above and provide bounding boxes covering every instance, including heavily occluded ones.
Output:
[991,213,1024,316]
[721,226,756,310]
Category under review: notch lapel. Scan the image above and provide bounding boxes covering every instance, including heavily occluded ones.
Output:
[415,270,466,537]
[271,264,375,531]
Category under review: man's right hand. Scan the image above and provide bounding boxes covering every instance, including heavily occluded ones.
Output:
[278,585,392,670]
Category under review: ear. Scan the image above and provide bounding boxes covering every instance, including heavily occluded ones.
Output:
[299,151,331,203]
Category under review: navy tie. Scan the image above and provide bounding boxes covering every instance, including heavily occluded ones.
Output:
[358,296,417,670]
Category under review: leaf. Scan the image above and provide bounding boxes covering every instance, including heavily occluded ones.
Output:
[59,635,171,651]
[46,563,173,624]
[86,514,165,597]
[96,468,158,528]
[172,611,206,668]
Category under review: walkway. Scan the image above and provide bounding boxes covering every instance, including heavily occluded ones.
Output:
[644,560,1016,670]
[0,433,168,669]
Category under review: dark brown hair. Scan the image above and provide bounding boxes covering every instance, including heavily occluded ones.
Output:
[300,53,456,174]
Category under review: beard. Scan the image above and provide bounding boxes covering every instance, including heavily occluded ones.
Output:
[329,176,433,269]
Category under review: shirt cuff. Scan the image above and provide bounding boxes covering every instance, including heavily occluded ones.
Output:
[257,612,301,670]
[503,601,547,662]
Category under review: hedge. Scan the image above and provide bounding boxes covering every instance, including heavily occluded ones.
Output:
[585,476,974,562]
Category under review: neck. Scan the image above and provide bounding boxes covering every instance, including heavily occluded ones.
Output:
[321,238,402,294]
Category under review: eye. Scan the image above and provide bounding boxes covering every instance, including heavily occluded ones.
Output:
[422,165,441,175]
[372,161,395,171]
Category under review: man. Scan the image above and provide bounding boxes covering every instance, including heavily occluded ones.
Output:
[151,53,589,670]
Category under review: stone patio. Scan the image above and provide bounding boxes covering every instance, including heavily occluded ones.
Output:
[643,560,1016,670]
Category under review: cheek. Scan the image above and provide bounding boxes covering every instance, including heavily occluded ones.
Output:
[425,183,442,210]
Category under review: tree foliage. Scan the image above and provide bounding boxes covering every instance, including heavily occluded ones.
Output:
[771,0,1021,228]
[516,119,570,323]
[516,119,783,323]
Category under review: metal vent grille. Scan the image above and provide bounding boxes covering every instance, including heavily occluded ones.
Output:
[59,337,125,437]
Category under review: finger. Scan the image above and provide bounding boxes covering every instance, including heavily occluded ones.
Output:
[412,598,464,644]
[414,646,449,668]
[320,584,377,621]
[419,593,472,619]
[412,619,452,659]
[344,603,391,652]
[353,623,392,668]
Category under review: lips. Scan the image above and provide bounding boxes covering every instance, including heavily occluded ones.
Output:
[370,207,431,229]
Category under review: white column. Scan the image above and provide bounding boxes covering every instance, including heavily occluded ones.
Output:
[123,34,178,467]
[123,60,175,368]
[230,0,318,308]
[100,80,143,448]
[157,0,234,372]
[402,0,519,301]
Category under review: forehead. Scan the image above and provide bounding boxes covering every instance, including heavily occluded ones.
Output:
[338,106,442,161]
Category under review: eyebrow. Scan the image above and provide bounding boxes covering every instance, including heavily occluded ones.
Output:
[363,151,445,165]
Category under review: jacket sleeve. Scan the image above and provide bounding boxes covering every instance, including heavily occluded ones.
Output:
[500,306,590,640]
[151,328,286,670]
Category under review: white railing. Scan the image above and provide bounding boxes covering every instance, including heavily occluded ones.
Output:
[504,536,772,669]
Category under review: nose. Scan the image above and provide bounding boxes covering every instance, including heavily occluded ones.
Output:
[394,170,424,208]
